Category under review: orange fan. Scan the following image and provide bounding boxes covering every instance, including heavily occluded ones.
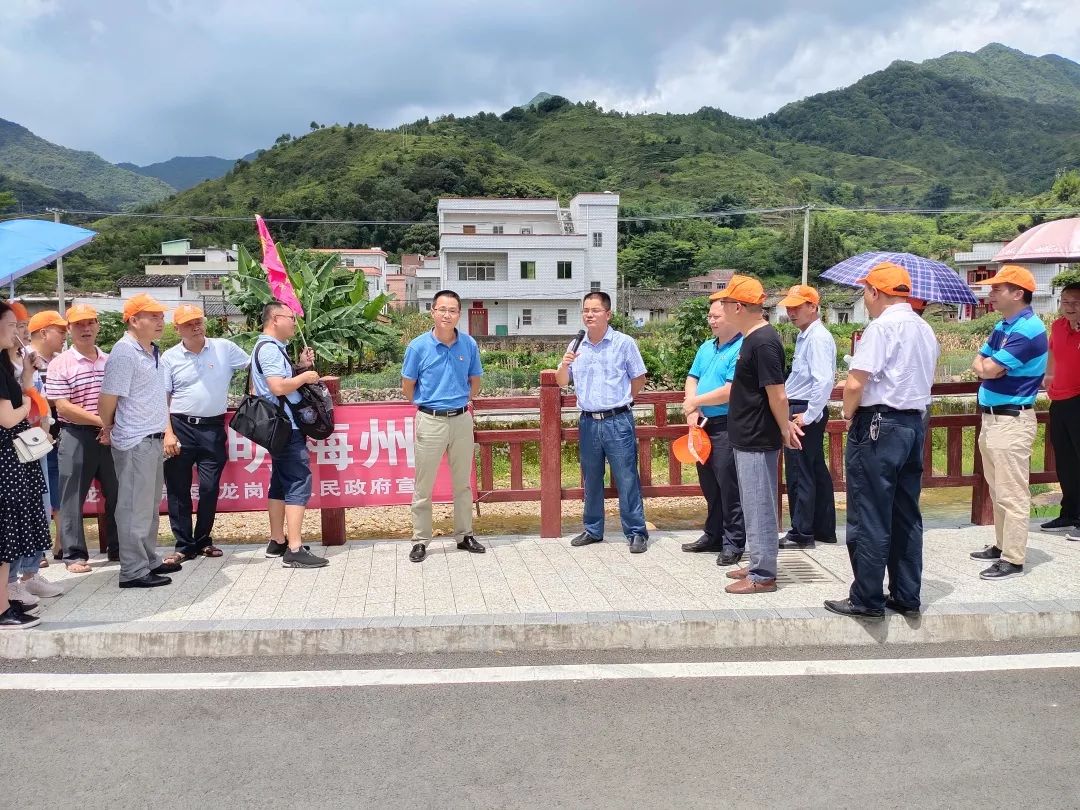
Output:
[24,387,50,427]
[673,423,711,465]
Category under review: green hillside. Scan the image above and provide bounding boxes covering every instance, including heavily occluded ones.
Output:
[922,43,1080,107]
[0,171,100,212]
[117,155,239,191]
[33,44,1080,292]
[0,118,174,209]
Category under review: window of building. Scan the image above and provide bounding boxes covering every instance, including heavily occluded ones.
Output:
[520,261,536,280]
[592,232,603,247]
[492,225,504,234]
[342,257,355,267]
[557,308,568,325]
[462,225,476,235]
[423,279,433,290]
[521,308,533,326]
[458,261,495,281]
[649,308,664,320]
[590,281,602,291]
[520,227,533,235]
[425,302,432,311]
[837,312,849,324]
[557,261,572,279]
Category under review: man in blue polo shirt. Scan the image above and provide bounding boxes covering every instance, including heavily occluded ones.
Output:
[681,297,745,565]
[402,290,484,563]
[969,265,1048,580]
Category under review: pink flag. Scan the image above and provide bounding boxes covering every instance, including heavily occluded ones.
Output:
[255,214,304,316]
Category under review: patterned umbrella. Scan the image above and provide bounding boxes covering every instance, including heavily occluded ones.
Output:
[821,251,978,306]
[993,217,1080,263]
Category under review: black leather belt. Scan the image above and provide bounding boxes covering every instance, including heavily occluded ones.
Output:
[582,404,631,420]
[702,416,728,432]
[980,404,1033,417]
[173,413,225,425]
[147,433,165,440]
[857,405,921,416]
[418,405,468,417]
[61,423,100,432]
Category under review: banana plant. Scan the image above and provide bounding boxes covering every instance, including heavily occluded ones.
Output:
[226,244,400,370]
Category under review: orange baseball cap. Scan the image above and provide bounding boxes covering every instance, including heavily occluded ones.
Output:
[857,261,912,297]
[908,298,927,313]
[172,304,205,325]
[8,300,29,321]
[778,284,820,308]
[673,424,712,465]
[710,274,766,305]
[122,293,166,322]
[982,264,1036,292]
[28,310,68,333]
[64,303,98,323]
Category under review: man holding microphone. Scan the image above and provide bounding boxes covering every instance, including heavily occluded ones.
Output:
[556,291,649,553]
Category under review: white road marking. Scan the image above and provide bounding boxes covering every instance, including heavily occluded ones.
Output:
[3,652,1080,691]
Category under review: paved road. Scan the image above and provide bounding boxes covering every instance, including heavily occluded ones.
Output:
[5,641,1079,809]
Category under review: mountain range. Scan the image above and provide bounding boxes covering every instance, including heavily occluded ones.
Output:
[3,42,1079,290]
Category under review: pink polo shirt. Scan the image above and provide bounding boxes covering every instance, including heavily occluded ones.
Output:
[44,346,109,422]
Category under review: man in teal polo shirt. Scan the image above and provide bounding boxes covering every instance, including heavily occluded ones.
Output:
[681,297,745,565]
[402,290,485,563]
[969,265,1048,580]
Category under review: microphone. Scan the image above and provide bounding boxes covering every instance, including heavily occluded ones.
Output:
[570,329,586,353]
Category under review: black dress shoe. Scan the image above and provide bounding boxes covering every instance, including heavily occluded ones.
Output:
[778,537,816,549]
[885,597,920,616]
[823,598,885,620]
[119,573,171,589]
[816,536,839,544]
[970,545,1002,560]
[0,607,40,629]
[457,535,486,554]
[682,535,723,553]
[409,543,427,563]
[151,562,183,575]
[717,550,744,566]
[628,534,648,554]
[107,550,120,562]
[570,531,603,547]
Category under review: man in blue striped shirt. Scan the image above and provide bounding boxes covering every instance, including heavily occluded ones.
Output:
[969,265,1048,580]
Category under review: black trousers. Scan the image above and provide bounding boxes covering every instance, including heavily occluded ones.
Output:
[695,418,745,553]
[783,403,837,542]
[163,416,227,556]
[1050,396,1080,522]
[845,409,925,613]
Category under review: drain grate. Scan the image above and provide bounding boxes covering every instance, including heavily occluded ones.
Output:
[775,549,842,584]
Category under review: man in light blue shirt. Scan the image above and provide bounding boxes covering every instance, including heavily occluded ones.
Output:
[681,297,745,564]
[161,305,250,560]
[249,300,326,569]
[401,289,485,563]
[779,284,837,549]
[555,291,650,553]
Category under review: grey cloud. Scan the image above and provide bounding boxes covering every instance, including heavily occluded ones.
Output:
[0,0,1076,164]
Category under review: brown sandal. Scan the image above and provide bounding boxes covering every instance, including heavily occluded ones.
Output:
[66,561,93,574]
[161,552,185,566]
[200,545,224,558]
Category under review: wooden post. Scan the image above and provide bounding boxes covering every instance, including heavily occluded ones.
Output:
[320,376,346,545]
[539,370,563,538]
[97,514,109,555]
[970,420,993,525]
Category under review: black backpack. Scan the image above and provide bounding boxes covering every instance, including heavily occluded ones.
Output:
[291,377,335,440]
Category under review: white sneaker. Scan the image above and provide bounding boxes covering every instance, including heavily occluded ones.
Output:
[7,580,39,607]
[22,574,63,598]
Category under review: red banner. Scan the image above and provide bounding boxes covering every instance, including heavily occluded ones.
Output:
[82,402,468,514]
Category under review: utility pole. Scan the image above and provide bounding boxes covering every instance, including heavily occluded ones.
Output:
[800,204,811,285]
[50,208,67,312]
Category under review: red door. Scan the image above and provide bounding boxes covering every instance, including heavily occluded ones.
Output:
[468,303,488,335]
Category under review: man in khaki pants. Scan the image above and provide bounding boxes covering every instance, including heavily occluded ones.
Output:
[969,265,1048,580]
[402,290,485,563]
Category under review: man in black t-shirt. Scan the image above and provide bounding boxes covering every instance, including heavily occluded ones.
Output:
[711,276,801,595]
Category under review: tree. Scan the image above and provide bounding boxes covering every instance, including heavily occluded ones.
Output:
[783,218,846,279]
[399,223,438,256]
[1052,170,1080,205]
[920,182,952,209]
[0,190,15,212]
[226,245,400,371]
[618,232,696,287]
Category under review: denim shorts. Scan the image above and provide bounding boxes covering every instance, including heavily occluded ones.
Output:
[268,430,312,506]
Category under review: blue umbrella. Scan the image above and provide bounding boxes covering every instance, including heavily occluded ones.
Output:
[0,218,97,288]
[821,251,977,306]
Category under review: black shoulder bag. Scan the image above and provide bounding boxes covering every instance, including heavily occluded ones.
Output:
[231,342,292,454]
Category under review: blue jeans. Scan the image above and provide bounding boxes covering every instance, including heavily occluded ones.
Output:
[734,448,780,582]
[845,409,925,612]
[579,410,647,541]
[8,555,41,582]
[268,430,312,506]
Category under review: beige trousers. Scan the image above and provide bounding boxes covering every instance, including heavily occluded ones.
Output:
[978,410,1037,565]
[411,410,475,544]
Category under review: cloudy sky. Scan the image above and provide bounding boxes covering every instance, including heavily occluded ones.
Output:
[2,0,1078,165]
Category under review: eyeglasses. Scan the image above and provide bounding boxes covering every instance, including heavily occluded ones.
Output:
[274,314,297,322]
[433,308,459,315]
[706,315,724,321]
[581,308,608,315]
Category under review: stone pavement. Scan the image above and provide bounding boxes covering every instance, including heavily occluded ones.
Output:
[4,522,1080,659]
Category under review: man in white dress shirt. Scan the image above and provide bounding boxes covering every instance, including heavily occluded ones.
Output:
[778,284,838,549]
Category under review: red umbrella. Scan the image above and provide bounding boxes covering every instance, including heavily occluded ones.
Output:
[994,217,1080,264]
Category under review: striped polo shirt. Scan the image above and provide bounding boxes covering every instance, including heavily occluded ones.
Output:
[100,334,168,451]
[44,346,109,421]
[978,307,1048,407]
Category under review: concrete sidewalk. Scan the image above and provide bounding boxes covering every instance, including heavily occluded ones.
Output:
[4,523,1080,659]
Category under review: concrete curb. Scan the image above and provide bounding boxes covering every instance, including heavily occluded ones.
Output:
[4,606,1080,660]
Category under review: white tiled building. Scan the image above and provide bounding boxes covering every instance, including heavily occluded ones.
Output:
[416,255,442,311]
[953,241,1065,319]
[436,193,620,336]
